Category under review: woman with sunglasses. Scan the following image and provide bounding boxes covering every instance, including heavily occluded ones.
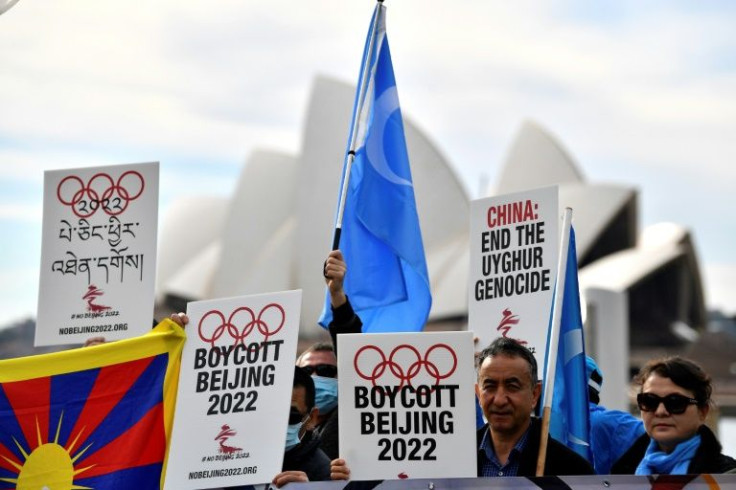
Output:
[612,357,736,475]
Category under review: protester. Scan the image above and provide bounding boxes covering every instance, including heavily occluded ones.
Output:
[475,337,593,476]
[611,356,736,475]
[332,337,594,480]
[327,253,592,479]
[271,365,332,485]
[296,342,339,460]
[222,366,332,490]
[586,355,646,474]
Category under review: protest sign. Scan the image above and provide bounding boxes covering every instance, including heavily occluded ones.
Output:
[338,331,476,481]
[164,290,301,489]
[468,186,558,367]
[36,162,159,346]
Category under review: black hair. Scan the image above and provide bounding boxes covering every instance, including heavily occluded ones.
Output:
[477,337,538,386]
[588,368,603,405]
[293,365,316,411]
[635,356,712,407]
[588,386,600,405]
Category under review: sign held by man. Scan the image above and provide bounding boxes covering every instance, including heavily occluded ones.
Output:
[338,331,476,480]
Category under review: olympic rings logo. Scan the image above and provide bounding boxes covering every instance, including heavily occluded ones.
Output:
[198,303,285,348]
[56,171,145,218]
[353,343,457,388]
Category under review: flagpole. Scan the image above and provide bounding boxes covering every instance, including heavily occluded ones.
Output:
[536,206,573,476]
[332,0,384,251]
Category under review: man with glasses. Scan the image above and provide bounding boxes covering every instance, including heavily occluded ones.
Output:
[296,343,339,460]
[271,365,332,486]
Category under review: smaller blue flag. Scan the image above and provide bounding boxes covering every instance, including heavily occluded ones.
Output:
[545,226,593,462]
[318,4,431,333]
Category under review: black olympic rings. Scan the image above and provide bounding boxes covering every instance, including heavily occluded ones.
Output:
[197,303,286,348]
[353,343,457,388]
[57,171,145,218]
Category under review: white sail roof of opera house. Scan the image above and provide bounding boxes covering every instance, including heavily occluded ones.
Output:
[579,223,700,292]
[493,121,639,265]
[156,76,706,341]
[156,196,228,302]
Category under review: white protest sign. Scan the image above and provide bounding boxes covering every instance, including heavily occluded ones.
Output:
[36,162,159,346]
[164,290,301,489]
[468,186,558,367]
[338,331,476,481]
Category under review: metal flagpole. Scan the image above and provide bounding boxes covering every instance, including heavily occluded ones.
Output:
[536,206,574,476]
[331,0,384,251]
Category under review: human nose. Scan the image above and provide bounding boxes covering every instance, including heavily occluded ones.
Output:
[653,399,670,416]
[491,387,509,406]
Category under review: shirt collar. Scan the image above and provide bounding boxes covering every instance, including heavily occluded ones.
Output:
[480,423,531,464]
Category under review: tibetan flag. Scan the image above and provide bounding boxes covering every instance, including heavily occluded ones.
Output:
[0,319,185,489]
[319,3,431,332]
[544,226,593,462]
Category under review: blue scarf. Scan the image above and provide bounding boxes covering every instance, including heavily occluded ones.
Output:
[635,433,701,475]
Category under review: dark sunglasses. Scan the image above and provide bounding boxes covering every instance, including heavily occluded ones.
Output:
[288,409,308,425]
[301,364,337,378]
[637,392,699,415]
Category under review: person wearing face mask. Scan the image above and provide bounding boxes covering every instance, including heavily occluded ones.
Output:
[219,366,331,490]
[271,365,332,487]
[296,343,339,460]
[611,357,736,475]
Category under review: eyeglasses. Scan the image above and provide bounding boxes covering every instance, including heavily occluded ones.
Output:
[288,409,308,425]
[301,364,338,378]
[637,392,699,415]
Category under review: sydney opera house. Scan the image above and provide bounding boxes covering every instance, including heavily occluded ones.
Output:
[155,76,732,413]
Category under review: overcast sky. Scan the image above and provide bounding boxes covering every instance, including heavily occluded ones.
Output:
[1,0,734,327]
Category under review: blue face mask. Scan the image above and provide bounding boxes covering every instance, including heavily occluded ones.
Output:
[285,420,304,451]
[313,375,338,414]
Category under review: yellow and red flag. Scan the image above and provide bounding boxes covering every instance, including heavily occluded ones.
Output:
[0,319,185,489]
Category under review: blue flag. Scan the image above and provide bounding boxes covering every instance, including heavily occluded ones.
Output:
[318,4,431,332]
[544,226,593,462]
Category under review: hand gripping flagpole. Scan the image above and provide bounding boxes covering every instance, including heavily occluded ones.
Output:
[331,0,384,251]
[536,207,574,476]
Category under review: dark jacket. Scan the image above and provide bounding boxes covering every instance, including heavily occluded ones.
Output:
[310,297,362,461]
[328,297,363,355]
[476,418,594,477]
[313,408,339,461]
[282,430,332,482]
[611,424,736,474]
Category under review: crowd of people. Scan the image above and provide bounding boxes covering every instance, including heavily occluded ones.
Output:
[87,249,736,488]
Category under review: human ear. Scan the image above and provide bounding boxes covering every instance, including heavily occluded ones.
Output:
[307,406,320,429]
[698,403,710,422]
[531,381,542,409]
